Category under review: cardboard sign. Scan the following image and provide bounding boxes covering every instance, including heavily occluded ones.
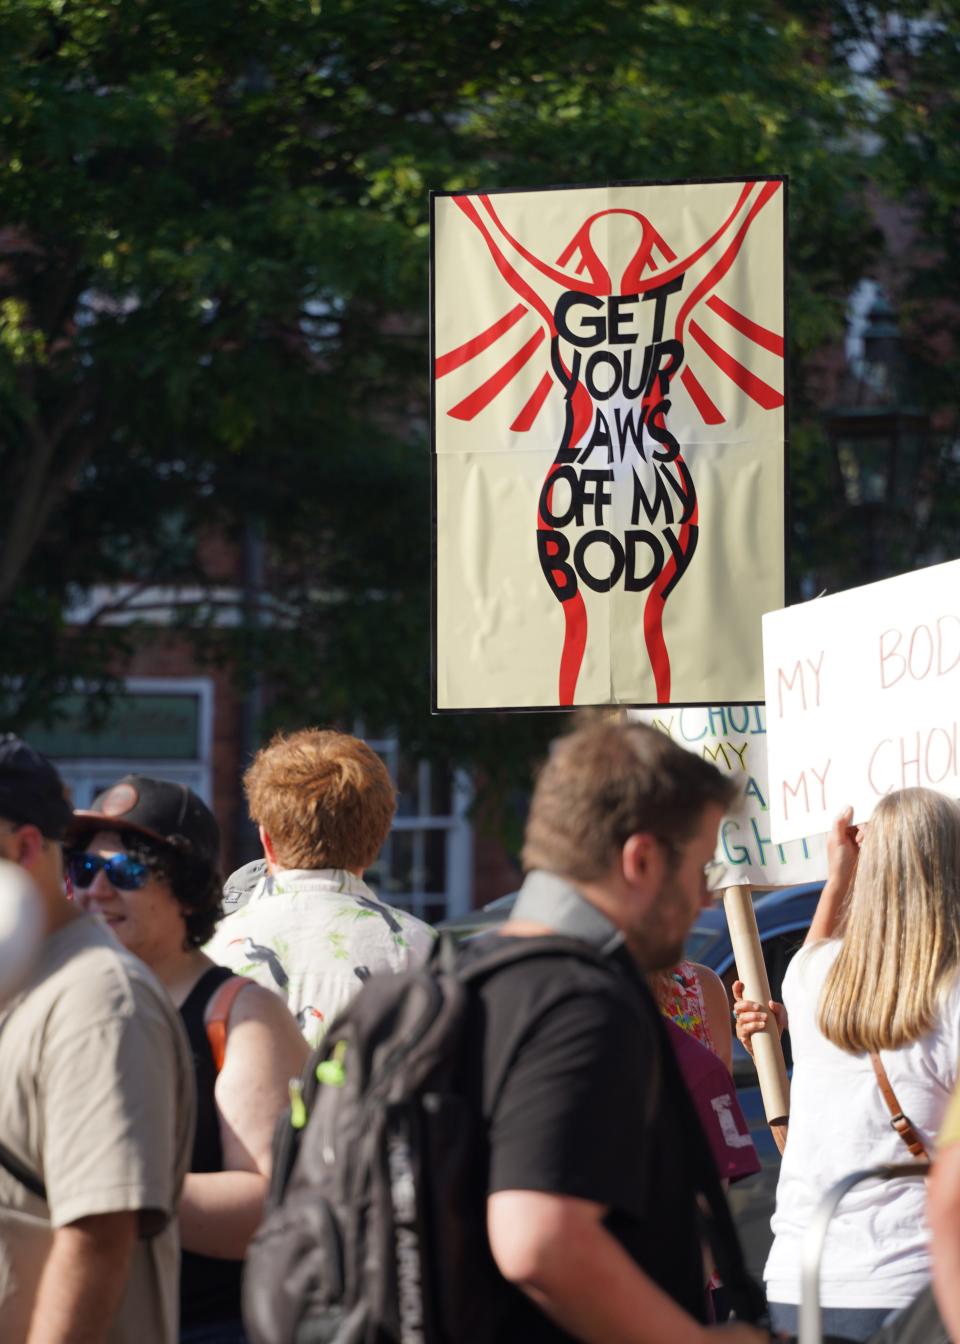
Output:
[432,177,787,710]
[631,705,826,885]
[763,560,960,843]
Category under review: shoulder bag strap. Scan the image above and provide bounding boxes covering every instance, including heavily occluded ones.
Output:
[205,975,254,1073]
[0,1008,46,1200]
[870,1051,930,1160]
[0,1137,46,1201]
[653,1011,768,1326]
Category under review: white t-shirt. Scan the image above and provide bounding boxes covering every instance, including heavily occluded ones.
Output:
[765,939,960,1309]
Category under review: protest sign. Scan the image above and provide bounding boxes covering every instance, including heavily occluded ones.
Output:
[763,559,960,844]
[631,705,826,885]
[432,177,787,710]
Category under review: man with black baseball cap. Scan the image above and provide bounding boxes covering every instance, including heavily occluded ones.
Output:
[0,737,195,1344]
[71,773,222,866]
[0,732,74,841]
[67,773,307,1341]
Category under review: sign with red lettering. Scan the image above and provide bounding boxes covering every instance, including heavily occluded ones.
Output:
[763,559,960,843]
[631,705,827,884]
[431,177,787,710]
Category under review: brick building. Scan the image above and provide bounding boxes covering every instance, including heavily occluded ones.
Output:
[30,584,521,923]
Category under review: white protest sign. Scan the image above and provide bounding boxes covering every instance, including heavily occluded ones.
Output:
[629,705,827,885]
[763,559,960,844]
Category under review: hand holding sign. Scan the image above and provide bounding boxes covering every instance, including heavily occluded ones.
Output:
[732,983,787,1050]
[805,805,864,945]
[723,884,790,1152]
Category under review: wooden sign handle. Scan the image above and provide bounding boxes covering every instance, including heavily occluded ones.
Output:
[722,884,790,1154]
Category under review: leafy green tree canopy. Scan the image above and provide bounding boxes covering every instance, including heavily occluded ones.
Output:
[0,0,878,788]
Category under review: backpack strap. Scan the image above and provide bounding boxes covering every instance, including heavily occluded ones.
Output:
[442,931,613,983]
[450,932,767,1325]
[0,1007,46,1201]
[205,975,255,1073]
[0,1138,46,1201]
[653,1008,768,1326]
[870,1051,930,1160]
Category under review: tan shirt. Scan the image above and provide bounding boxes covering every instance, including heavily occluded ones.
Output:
[0,915,195,1343]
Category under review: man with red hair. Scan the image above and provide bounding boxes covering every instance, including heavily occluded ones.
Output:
[206,728,434,1043]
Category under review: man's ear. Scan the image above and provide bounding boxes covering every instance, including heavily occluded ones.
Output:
[621,832,662,894]
[11,825,45,871]
[259,825,278,871]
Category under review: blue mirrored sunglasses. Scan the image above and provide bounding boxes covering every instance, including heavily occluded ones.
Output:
[66,851,150,891]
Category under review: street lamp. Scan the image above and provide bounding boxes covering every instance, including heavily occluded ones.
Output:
[824,293,929,579]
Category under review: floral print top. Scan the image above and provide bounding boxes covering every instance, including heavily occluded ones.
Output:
[653,959,716,1054]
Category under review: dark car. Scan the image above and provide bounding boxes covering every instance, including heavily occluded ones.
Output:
[439,880,823,1276]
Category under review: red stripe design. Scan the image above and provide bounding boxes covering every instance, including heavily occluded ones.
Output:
[448,330,546,421]
[558,594,588,705]
[706,295,784,356]
[452,196,558,330]
[643,499,700,702]
[484,196,609,294]
[511,372,553,432]
[674,180,781,341]
[537,392,594,705]
[628,181,756,295]
[644,587,671,703]
[688,320,784,410]
[555,385,594,702]
[680,366,725,425]
[435,304,527,377]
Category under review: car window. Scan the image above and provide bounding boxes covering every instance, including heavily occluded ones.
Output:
[684,927,723,964]
[759,927,807,1005]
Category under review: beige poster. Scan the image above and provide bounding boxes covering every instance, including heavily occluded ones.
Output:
[432,177,786,710]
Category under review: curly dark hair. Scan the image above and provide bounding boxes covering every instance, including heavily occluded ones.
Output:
[66,829,224,948]
[120,834,224,948]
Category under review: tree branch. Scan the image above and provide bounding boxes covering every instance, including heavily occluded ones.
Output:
[0,386,97,605]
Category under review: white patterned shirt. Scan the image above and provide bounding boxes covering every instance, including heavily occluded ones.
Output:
[205,868,435,1046]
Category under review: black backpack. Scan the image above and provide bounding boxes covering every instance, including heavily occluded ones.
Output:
[242,934,764,1344]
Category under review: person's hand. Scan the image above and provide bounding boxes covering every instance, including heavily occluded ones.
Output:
[732,980,787,1058]
[826,804,862,895]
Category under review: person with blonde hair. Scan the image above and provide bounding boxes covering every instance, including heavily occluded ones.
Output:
[205,729,434,1044]
[734,787,960,1340]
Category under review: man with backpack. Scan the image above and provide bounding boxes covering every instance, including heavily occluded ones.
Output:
[245,720,770,1344]
[463,719,768,1344]
[0,736,195,1344]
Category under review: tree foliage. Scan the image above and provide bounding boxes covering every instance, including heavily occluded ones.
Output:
[0,0,894,791]
[825,1,960,563]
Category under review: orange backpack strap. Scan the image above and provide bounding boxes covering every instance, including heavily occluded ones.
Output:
[205,975,254,1073]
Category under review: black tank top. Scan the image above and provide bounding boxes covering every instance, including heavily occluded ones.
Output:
[178,964,246,1329]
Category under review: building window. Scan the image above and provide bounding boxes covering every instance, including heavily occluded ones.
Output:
[364,736,473,924]
[29,677,214,808]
